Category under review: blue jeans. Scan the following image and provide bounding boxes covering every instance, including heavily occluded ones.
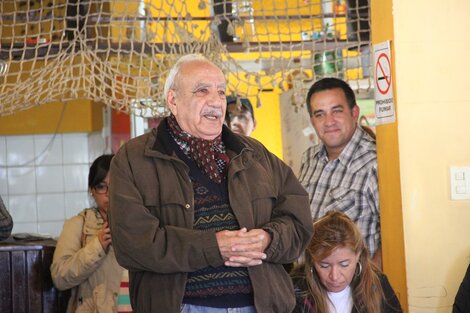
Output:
[180,304,256,313]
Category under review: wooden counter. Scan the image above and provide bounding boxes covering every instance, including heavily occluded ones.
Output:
[0,239,70,313]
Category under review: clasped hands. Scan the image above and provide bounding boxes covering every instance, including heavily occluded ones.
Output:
[216,227,272,267]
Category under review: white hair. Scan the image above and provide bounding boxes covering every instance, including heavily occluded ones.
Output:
[163,54,215,101]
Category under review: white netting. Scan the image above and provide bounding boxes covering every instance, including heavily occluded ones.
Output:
[0,0,371,117]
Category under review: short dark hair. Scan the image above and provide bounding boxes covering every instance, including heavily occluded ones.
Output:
[305,78,356,117]
[88,154,114,188]
[226,95,255,120]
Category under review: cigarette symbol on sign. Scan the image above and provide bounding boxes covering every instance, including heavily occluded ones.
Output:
[376,53,391,95]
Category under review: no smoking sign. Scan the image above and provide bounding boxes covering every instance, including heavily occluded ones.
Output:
[373,41,396,125]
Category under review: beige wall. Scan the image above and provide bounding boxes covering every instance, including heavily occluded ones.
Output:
[389,0,470,312]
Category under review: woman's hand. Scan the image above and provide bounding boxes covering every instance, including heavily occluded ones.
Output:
[97,221,112,251]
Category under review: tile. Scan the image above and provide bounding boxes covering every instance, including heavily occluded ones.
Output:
[88,131,108,162]
[11,222,39,234]
[0,136,6,167]
[63,133,89,164]
[34,134,63,165]
[64,165,89,192]
[0,168,7,195]
[1,195,9,209]
[65,192,89,218]
[36,166,64,193]
[53,221,66,238]
[38,221,64,238]
[8,167,36,195]
[9,194,37,223]
[6,136,35,166]
[37,193,65,222]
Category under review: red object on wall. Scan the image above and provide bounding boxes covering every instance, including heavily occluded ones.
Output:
[111,109,131,153]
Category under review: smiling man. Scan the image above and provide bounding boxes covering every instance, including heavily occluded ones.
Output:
[298,77,381,267]
[108,54,313,313]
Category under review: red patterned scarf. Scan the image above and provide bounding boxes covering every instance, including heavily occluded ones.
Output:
[167,115,229,183]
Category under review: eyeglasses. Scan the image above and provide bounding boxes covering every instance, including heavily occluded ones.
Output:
[93,182,109,194]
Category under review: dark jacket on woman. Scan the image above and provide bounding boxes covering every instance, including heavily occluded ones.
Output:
[291,266,402,313]
[453,264,470,313]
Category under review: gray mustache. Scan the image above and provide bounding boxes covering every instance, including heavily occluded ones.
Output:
[202,109,223,117]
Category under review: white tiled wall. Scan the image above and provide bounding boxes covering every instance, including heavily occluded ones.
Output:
[0,131,107,238]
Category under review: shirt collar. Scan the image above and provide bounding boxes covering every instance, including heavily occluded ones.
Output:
[316,126,363,166]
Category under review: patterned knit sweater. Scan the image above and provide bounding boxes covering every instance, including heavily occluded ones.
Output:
[171,139,254,308]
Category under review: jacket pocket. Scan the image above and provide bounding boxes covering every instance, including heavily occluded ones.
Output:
[251,182,277,227]
[144,199,191,227]
[93,283,117,313]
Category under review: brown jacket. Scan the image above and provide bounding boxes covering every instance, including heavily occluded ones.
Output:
[108,121,313,313]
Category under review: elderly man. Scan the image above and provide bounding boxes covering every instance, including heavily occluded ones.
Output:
[298,77,381,265]
[108,54,313,313]
[225,96,256,137]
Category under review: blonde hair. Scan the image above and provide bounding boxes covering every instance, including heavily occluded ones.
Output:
[299,211,384,313]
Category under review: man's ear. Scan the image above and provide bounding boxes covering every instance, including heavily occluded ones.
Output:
[167,89,178,115]
[352,104,360,120]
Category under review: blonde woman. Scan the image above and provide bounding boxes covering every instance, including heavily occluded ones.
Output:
[290,211,402,313]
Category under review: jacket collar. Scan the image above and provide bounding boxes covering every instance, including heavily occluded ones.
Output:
[149,117,247,156]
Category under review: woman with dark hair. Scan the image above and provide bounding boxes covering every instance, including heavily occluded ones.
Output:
[51,154,125,313]
[290,211,402,313]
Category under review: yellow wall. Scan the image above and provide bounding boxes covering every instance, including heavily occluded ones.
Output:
[396,1,470,311]
[370,0,408,311]
[249,92,283,159]
[374,0,470,312]
[0,100,103,135]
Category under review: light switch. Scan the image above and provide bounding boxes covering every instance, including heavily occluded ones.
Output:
[450,166,470,200]
[456,185,467,194]
[455,171,465,180]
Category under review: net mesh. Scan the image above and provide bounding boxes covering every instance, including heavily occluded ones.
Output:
[0,0,371,117]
